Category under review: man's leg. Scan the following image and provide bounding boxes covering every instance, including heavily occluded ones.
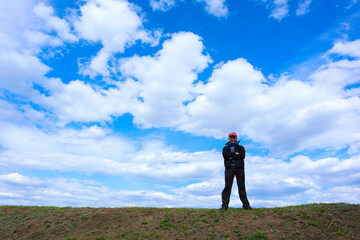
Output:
[221,167,235,208]
[235,167,250,208]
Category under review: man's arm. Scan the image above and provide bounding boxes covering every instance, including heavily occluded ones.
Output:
[222,146,235,159]
[236,146,245,159]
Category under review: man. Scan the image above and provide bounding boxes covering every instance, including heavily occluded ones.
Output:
[221,132,252,211]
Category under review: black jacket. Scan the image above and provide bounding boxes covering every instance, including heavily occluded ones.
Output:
[222,142,246,168]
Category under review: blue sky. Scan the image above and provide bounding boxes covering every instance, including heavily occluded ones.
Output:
[0,0,359,208]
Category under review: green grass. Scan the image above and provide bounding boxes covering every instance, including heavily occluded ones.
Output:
[0,203,359,240]
[247,231,268,240]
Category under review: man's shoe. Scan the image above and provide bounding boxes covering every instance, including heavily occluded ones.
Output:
[243,206,253,210]
[220,206,228,212]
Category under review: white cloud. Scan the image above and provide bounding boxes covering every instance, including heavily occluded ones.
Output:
[31,30,210,125]
[0,173,39,186]
[345,0,358,10]
[75,0,159,77]
[1,152,359,207]
[1,97,359,207]
[180,58,266,137]
[296,0,312,16]
[260,0,355,19]
[269,0,289,20]
[119,32,212,128]
[0,0,39,50]
[0,0,77,96]
[0,122,221,182]
[0,0,76,53]
[174,177,223,196]
[173,153,360,207]
[348,141,360,155]
[0,49,50,95]
[2,1,359,157]
[327,39,360,57]
[33,2,78,43]
[2,30,211,126]
[180,39,360,154]
[36,78,139,123]
[150,0,176,11]
[196,0,229,18]
[150,0,229,18]
[246,155,360,195]
[0,0,48,95]
[0,122,135,160]
[5,37,356,155]
[0,173,175,207]
[0,100,24,123]
[0,98,58,129]
[0,149,222,183]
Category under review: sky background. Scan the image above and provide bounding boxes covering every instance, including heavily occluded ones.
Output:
[0,0,359,208]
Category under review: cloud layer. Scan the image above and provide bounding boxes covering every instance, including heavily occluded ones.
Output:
[75,0,160,77]
[1,152,359,207]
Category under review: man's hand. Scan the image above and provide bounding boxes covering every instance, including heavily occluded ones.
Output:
[235,152,239,155]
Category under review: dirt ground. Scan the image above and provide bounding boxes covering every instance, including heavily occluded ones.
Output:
[0,203,359,239]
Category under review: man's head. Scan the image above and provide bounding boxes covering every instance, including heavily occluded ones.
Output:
[228,132,237,143]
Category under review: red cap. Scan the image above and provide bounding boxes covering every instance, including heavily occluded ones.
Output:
[228,132,237,137]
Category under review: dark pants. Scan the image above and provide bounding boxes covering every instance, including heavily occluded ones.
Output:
[222,166,250,208]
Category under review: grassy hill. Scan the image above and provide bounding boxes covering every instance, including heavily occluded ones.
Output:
[0,203,359,239]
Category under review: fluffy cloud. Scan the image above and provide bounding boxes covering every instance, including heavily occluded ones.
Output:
[150,0,228,18]
[345,0,358,10]
[0,173,41,186]
[296,0,312,16]
[196,0,229,18]
[0,0,79,97]
[1,152,359,207]
[2,0,359,157]
[1,97,359,207]
[180,58,266,137]
[0,122,221,182]
[180,39,360,154]
[251,0,290,20]
[173,154,360,207]
[0,100,23,122]
[119,32,211,128]
[4,33,359,156]
[0,0,40,51]
[75,0,159,77]
[269,0,289,20]
[327,39,360,57]
[150,0,176,11]
[0,173,174,207]
[33,2,77,43]
[0,123,134,160]
[0,0,76,52]
[0,0,59,95]
[20,31,210,125]
[36,78,139,123]
[0,151,221,182]
[0,50,49,95]
[246,155,360,198]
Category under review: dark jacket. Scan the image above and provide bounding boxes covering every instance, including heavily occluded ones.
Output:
[222,142,246,168]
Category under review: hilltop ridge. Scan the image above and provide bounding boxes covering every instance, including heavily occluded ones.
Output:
[0,203,359,239]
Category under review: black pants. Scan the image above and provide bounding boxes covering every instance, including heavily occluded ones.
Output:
[222,166,250,208]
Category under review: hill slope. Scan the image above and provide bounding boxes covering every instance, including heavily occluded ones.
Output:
[0,203,359,239]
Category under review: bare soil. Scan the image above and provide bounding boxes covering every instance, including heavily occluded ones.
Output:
[0,203,359,239]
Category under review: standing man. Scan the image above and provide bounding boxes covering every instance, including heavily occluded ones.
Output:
[221,132,252,211]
